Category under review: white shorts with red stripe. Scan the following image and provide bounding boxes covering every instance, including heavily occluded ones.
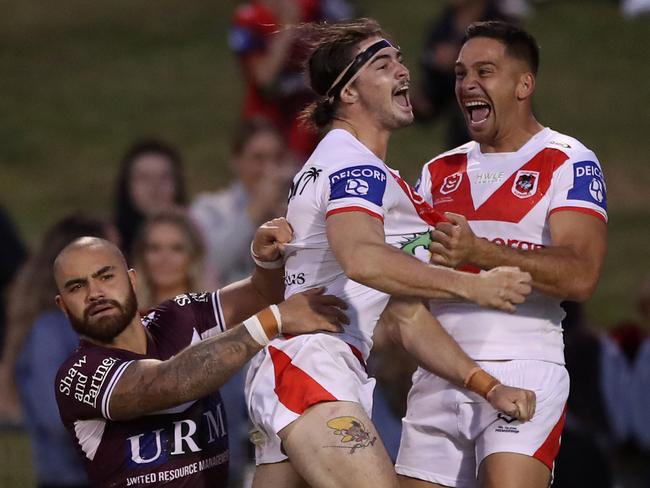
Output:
[245,333,375,465]
[396,360,568,487]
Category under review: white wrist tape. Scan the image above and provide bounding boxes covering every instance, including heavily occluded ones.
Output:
[243,315,270,346]
[269,304,282,335]
[250,241,283,270]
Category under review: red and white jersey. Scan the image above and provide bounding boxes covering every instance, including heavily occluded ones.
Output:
[282,129,432,359]
[418,127,607,363]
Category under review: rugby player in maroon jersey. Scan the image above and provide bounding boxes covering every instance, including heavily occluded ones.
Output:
[53,218,347,487]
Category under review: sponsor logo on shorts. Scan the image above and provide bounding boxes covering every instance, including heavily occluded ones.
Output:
[495,413,520,434]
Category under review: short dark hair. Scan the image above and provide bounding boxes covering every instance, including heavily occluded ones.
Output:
[464,21,540,75]
[298,18,388,130]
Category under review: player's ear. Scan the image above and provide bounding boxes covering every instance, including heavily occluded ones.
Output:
[128,268,137,290]
[516,72,535,101]
[55,295,69,317]
[339,84,358,105]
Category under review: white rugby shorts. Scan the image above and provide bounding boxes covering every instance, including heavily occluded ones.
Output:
[245,333,375,465]
[396,360,569,487]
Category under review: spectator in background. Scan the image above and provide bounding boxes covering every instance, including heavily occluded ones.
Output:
[131,209,209,311]
[413,0,510,149]
[553,301,618,488]
[0,205,27,426]
[191,120,293,286]
[5,214,116,488]
[191,123,293,485]
[131,209,253,485]
[229,0,354,161]
[114,138,187,262]
[626,273,650,487]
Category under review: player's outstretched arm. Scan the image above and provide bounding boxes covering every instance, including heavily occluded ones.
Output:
[108,288,347,421]
[219,217,292,326]
[380,297,536,421]
[431,211,606,301]
[327,211,532,312]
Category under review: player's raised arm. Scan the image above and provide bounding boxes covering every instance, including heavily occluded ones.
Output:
[379,297,536,421]
[326,210,532,312]
[107,287,347,421]
[218,217,292,326]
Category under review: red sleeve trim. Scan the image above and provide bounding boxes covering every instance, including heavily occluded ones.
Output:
[326,206,384,223]
[549,206,607,223]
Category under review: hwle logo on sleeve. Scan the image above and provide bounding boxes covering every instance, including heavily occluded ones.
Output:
[567,161,607,210]
[329,165,387,206]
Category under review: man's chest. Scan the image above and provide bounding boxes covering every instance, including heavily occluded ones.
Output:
[427,148,568,225]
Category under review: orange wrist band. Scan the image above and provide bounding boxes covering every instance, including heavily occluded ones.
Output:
[257,307,279,339]
[465,367,501,399]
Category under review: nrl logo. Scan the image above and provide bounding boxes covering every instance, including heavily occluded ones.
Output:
[511,170,539,198]
[440,172,462,195]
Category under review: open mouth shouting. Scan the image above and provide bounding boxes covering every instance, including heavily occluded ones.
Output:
[464,99,492,127]
[393,83,412,111]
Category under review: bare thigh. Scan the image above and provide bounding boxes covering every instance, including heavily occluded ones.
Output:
[478,452,550,488]
[398,474,451,488]
[252,461,310,488]
[280,400,399,488]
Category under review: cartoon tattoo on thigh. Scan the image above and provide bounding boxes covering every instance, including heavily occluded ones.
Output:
[324,416,377,454]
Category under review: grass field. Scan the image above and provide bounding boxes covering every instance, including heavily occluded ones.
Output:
[0,3,648,309]
[0,0,649,485]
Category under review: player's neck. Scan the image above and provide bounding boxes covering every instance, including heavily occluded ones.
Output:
[332,118,390,161]
[479,115,544,154]
[84,315,148,355]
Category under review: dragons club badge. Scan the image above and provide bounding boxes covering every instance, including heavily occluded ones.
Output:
[512,170,539,198]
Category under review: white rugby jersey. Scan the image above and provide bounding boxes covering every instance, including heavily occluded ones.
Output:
[282,129,432,359]
[418,127,608,364]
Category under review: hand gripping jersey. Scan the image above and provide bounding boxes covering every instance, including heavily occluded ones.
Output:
[282,128,433,359]
[417,127,607,363]
[55,292,230,488]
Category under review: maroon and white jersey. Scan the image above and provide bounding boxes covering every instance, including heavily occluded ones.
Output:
[55,292,230,488]
[418,128,607,363]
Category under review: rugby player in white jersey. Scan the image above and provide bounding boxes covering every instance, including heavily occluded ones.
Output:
[396,21,608,488]
[245,19,535,488]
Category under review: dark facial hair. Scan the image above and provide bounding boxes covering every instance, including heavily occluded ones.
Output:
[68,284,138,343]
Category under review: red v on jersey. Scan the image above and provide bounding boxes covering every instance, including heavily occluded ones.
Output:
[388,169,448,226]
[427,148,568,223]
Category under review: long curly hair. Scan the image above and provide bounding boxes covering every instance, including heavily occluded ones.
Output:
[297,18,388,130]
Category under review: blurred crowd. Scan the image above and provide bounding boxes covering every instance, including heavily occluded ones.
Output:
[0,1,648,487]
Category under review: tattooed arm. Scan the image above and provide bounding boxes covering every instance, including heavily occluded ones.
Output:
[109,288,348,421]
